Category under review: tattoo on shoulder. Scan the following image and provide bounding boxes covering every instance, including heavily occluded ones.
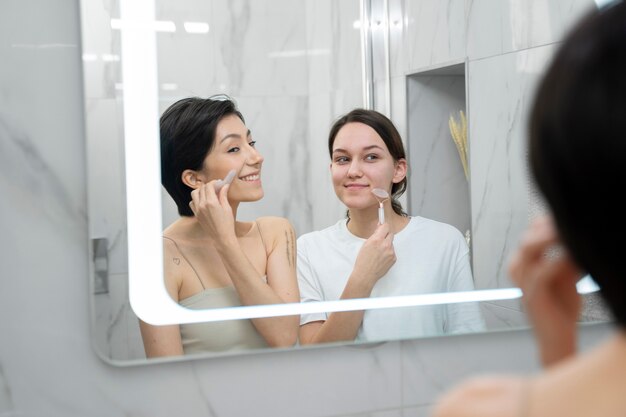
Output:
[173,257,181,265]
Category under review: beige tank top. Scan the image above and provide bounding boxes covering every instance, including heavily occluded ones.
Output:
[164,222,269,354]
[178,286,268,353]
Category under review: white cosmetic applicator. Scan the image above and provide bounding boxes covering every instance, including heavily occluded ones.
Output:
[214,169,236,193]
[371,188,390,225]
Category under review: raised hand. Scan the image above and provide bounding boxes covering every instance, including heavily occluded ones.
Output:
[353,222,397,289]
[508,215,583,366]
[189,180,237,245]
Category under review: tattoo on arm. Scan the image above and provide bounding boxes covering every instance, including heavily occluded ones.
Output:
[285,227,296,268]
[285,230,292,267]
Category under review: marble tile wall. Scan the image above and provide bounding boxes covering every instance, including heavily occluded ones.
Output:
[386,0,597,325]
[468,44,557,291]
[0,0,614,416]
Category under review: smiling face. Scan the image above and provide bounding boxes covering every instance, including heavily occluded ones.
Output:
[185,114,264,203]
[330,122,406,210]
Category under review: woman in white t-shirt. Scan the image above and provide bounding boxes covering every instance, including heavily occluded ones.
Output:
[297,109,485,345]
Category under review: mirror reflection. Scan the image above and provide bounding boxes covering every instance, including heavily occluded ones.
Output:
[146,96,300,356]
[297,108,485,345]
[82,0,610,363]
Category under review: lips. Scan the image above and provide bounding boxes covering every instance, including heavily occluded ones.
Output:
[344,183,368,189]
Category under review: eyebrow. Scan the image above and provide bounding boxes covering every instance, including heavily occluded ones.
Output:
[332,145,384,154]
[220,129,252,143]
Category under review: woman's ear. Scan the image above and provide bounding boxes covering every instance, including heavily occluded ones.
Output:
[181,169,203,189]
[392,158,407,183]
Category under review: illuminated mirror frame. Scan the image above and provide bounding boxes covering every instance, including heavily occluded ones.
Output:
[122,0,599,326]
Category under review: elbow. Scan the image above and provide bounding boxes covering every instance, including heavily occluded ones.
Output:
[266,324,299,348]
[267,331,298,348]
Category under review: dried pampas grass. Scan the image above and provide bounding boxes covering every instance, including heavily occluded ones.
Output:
[449,110,468,181]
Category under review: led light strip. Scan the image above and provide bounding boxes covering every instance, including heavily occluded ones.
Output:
[120,0,601,326]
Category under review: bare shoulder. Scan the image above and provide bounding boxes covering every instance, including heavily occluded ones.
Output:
[256,216,294,230]
[161,236,185,289]
[256,216,295,240]
[432,375,529,417]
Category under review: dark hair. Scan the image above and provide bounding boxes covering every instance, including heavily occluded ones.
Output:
[160,97,244,216]
[528,2,626,327]
[328,109,408,216]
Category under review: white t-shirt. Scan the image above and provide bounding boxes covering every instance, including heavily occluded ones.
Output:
[297,216,486,342]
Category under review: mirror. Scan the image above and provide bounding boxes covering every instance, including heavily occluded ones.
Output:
[82,0,609,364]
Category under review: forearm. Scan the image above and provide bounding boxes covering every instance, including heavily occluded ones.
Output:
[217,239,298,346]
[303,275,374,344]
[305,311,366,344]
[535,323,577,367]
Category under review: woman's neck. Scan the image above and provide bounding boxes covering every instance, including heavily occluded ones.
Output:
[346,201,409,238]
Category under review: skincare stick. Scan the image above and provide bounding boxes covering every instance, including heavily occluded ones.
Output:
[214,169,236,193]
[371,188,390,225]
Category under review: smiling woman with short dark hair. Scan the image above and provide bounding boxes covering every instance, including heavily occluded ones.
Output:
[139,96,300,357]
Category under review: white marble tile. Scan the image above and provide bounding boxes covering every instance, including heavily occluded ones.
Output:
[233,95,315,235]
[93,272,145,362]
[371,0,389,83]
[79,0,122,99]
[190,342,403,417]
[85,98,128,276]
[468,44,557,290]
[390,75,408,143]
[209,0,309,97]
[400,328,541,407]
[373,79,390,116]
[388,0,409,78]
[0,362,12,412]
[466,0,594,60]
[404,0,467,73]
[153,0,216,98]
[402,405,433,417]
[305,0,362,94]
[339,409,403,417]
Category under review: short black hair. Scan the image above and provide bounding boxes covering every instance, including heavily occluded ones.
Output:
[529,2,626,327]
[328,109,408,217]
[160,97,244,216]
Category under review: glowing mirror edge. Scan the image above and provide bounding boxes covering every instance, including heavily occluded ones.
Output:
[120,0,600,326]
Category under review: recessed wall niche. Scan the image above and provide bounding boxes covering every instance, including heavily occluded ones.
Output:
[406,61,471,259]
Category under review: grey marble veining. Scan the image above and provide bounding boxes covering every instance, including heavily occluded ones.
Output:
[0,117,85,234]
[0,361,14,413]
[403,0,467,74]
[468,44,557,290]
[466,0,594,60]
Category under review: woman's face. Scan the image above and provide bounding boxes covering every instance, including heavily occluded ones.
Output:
[330,122,405,210]
[199,114,264,202]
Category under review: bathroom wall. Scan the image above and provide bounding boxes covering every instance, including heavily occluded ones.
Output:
[390,0,597,326]
[0,0,613,416]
